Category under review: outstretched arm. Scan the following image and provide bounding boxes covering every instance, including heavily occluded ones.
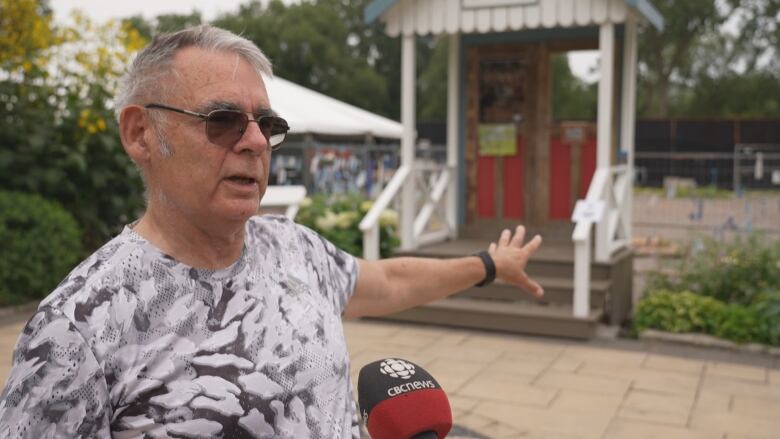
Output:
[343,225,543,319]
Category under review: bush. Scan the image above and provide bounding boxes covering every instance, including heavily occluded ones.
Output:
[713,305,764,344]
[647,234,780,305]
[633,290,780,346]
[754,292,780,346]
[0,191,82,305]
[634,290,726,335]
[295,193,399,258]
[0,16,147,252]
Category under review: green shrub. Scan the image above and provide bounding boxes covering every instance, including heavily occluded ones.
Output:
[295,193,399,259]
[647,234,780,305]
[633,289,780,346]
[713,305,764,344]
[754,292,780,346]
[0,191,82,305]
[634,290,726,334]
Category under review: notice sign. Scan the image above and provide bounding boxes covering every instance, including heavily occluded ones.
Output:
[571,200,605,223]
[478,123,517,156]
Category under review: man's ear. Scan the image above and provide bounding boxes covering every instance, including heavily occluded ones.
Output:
[119,105,153,166]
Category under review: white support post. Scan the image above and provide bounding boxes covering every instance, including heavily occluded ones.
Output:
[620,17,638,243]
[573,230,591,318]
[400,33,417,250]
[446,33,460,239]
[363,225,380,261]
[595,22,615,263]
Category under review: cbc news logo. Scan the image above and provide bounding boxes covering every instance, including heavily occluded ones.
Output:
[379,358,416,380]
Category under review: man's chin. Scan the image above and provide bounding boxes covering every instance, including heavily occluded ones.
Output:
[217,200,261,223]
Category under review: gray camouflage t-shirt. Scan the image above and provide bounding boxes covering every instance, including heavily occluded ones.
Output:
[0,215,361,438]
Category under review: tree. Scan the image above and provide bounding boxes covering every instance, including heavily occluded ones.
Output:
[551,54,597,120]
[123,11,203,40]
[637,0,780,117]
[214,0,392,118]
[0,12,147,251]
[636,0,726,117]
[0,0,58,70]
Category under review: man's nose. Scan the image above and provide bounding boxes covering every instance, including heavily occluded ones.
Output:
[233,119,269,154]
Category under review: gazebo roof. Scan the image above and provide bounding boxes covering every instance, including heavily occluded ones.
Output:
[365,0,664,35]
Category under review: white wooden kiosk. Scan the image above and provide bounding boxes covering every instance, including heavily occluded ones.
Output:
[359,0,664,338]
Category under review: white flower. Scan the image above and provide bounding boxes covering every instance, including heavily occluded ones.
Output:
[379,209,399,228]
[335,212,358,229]
[315,210,338,231]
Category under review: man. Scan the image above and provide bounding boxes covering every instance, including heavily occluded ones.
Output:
[0,25,542,438]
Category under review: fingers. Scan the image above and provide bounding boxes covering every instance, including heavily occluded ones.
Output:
[488,242,497,254]
[524,235,543,254]
[520,274,544,297]
[498,229,511,248]
[509,225,526,247]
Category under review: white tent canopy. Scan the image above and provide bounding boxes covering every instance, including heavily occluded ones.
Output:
[263,75,403,139]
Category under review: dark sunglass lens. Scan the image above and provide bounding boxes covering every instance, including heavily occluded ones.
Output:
[258,117,288,148]
[206,110,247,147]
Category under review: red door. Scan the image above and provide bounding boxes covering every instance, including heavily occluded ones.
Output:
[475,55,526,220]
[549,123,597,220]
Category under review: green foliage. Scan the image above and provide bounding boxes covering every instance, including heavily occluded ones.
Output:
[713,304,764,344]
[0,191,82,305]
[0,15,146,252]
[637,0,780,117]
[637,0,726,116]
[295,193,399,259]
[0,0,58,70]
[675,70,780,117]
[647,234,780,305]
[123,11,203,39]
[638,232,780,346]
[634,290,726,334]
[213,0,396,119]
[551,53,597,120]
[633,290,780,346]
[754,292,780,346]
[674,185,732,199]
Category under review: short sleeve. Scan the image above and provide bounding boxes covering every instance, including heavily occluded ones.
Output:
[294,223,360,315]
[0,307,110,438]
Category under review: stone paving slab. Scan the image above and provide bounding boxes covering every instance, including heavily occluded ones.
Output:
[1,315,779,438]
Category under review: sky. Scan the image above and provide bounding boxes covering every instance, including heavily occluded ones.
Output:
[50,0,600,82]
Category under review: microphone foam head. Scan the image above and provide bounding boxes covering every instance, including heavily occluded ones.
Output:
[358,358,452,439]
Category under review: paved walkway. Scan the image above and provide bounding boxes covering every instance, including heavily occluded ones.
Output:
[1,314,779,438]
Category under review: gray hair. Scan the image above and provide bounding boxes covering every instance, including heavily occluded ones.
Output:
[114,24,273,122]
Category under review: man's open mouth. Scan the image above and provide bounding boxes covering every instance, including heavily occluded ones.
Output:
[226,176,256,185]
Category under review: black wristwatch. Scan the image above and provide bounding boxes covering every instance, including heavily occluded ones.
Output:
[473,250,496,287]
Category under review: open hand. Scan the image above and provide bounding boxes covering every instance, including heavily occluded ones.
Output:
[488,225,544,297]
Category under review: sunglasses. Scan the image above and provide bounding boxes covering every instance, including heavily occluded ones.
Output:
[145,103,290,150]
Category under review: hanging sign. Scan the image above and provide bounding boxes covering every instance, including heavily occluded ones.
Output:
[571,200,605,223]
[478,123,517,156]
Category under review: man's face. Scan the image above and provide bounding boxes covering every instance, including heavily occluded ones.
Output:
[145,47,271,227]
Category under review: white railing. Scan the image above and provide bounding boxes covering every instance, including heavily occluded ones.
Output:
[260,185,307,220]
[359,162,454,260]
[571,165,631,318]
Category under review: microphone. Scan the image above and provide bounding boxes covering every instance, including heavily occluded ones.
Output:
[358,358,452,439]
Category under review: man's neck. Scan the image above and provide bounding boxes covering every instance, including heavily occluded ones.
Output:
[133,201,247,270]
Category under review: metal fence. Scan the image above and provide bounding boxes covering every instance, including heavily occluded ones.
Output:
[633,144,780,242]
[269,140,446,198]
[271,138,780,242]
[634,145,780,191]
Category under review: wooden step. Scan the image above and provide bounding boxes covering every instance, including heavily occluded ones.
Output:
[395,239,626,280]
[455,277,611,308]
[372,298,603,340]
